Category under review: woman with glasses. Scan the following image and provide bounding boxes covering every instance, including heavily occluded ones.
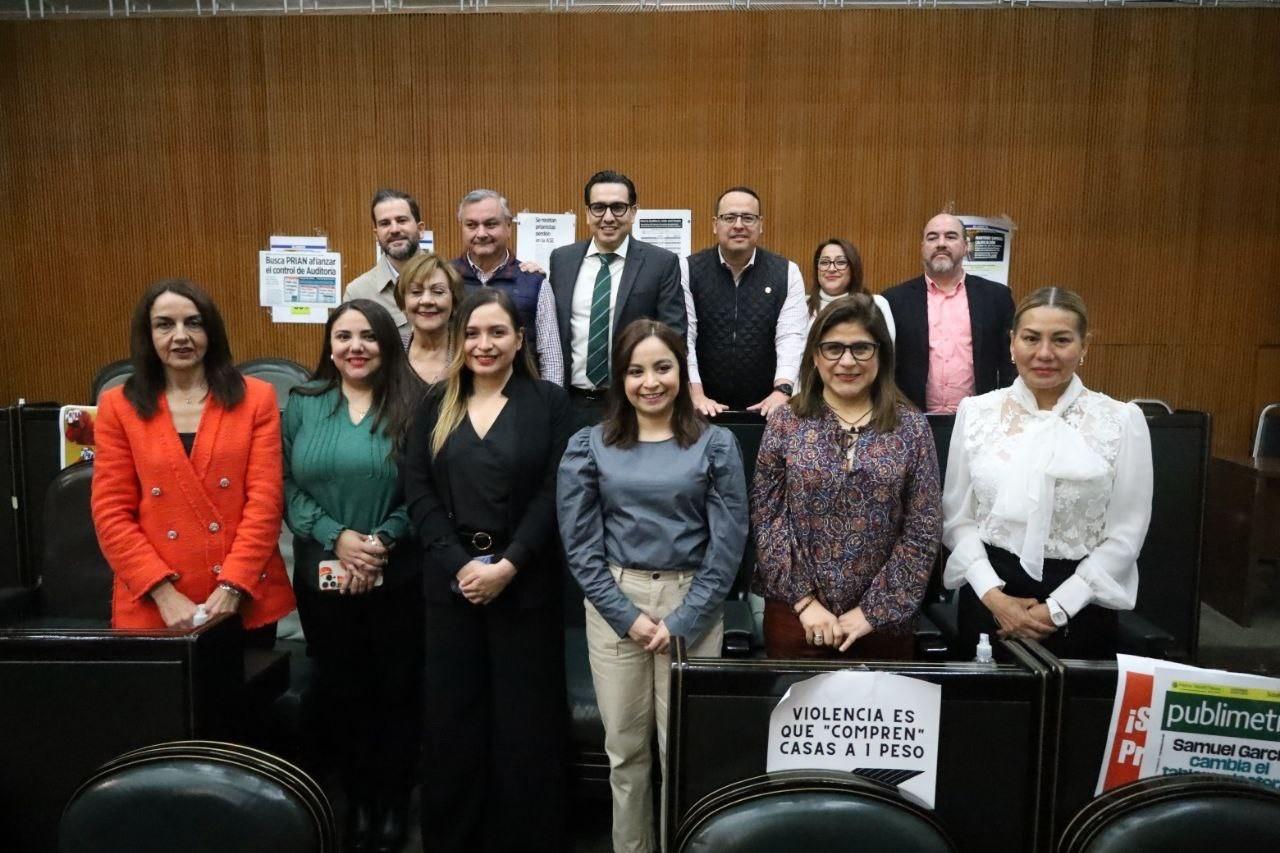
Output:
[752,294,940,659]
[809,238,895,342]
[942,287,1152,659]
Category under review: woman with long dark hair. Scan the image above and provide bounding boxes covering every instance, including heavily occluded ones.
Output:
[752,294,939,659]
[401,288,572,852]
[557,319,747,853]
[283,299,422,852]
[92,278,294,634]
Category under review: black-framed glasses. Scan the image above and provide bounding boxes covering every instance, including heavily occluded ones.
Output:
[587,202,633,218]
[817,257,850,270]
[716,213,761,226]
[818,341,879,362]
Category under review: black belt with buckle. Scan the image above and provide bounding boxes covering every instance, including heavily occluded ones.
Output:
[459,530,504,554]
[569,386,608,402]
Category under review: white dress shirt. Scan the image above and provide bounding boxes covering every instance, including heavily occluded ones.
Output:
[679,248,808,388]
[569,236,629,390]
[941,376,1153,617]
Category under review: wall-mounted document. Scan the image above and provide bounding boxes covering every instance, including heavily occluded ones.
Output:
[958,215,1014,286]
[634,209,692,258]
[515,213,577,272]
[259,248,342,324]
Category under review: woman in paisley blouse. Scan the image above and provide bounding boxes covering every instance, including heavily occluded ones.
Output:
[751,293,941,659]
[942,286,1153,659]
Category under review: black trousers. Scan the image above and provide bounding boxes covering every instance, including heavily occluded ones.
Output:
[957,544,1119,660]
[293,577,425,797]
[421,596,567,853]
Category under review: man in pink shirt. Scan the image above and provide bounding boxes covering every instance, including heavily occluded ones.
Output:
[882,212,1016,413]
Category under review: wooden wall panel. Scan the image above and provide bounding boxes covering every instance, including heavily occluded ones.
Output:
[1,9,1278,454]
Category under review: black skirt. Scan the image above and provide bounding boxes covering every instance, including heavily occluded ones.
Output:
[957,544,1119,660]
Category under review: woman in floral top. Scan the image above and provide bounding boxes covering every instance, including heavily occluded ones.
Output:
[751,293,941,659]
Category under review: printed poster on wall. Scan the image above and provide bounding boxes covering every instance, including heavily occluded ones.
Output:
[259,245,342,324]
[766,670,941,808]
[634,209,692,258]
[958,215,1014,286]
[515,213,577,273]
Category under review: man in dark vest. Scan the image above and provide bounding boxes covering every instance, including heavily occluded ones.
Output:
[881,212,1016,413]
[683,186,807,417]
[452,188,564,385]
[549,170,685,425]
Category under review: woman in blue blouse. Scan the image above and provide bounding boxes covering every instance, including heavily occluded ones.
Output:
[558,319,748,853]
[283,299,423,853]
[752,294,941,659]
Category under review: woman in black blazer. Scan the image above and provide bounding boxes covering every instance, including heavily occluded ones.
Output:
[401,288,573,853]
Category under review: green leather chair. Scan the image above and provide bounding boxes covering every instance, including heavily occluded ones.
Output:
[59,740,335,853]
[675,771,955,852]
[1059,774,1280,852]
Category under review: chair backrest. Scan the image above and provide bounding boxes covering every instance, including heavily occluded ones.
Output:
[1254,402,1280,458]
[91,359,133,404]
[1058,774,1280,852]
[676,771,955,853]
[237,358,312,411]
[1128,398,1174,418]
[39,460,112,623]
[59,740,335,853]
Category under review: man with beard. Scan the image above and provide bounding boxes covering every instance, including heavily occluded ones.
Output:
[882,212,1016,413]
[452,189,563,385]
[344,188,424,331]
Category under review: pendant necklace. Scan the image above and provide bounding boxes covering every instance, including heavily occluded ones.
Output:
[830,406,872,472]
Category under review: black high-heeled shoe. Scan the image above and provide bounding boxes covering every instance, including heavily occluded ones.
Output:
[373,791,409,853]
[345,797,375,853]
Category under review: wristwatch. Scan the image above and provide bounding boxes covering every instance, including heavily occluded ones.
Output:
[773,382,794,397]
[1046,597,1069,627]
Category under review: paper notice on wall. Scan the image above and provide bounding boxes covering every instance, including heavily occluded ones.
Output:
[259,250,342,314]
[634,209,692,258]
[269,235,328,252]
[958,216,1014,286]
[271,304,328,324]
[515,213,577,273]
[1141,667,1280,790]
[766,671,941,809]
[1095,655,1207,794]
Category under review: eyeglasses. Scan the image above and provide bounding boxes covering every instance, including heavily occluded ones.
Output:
[587,202,634,218]
[817,257,850,270]
[817,341,879,362]
[716,213,761,226]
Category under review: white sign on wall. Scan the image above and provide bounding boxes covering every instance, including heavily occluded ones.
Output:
[634,209,692,258]
[515,212,577,272]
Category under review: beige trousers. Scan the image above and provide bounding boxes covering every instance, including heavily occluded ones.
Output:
[584,565,724,853]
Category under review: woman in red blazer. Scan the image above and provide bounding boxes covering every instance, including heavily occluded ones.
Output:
[92,279,295,635]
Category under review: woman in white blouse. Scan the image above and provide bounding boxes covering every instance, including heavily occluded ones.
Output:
[942,286,1152,658]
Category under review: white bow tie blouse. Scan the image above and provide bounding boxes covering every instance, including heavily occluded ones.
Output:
[941,376,1154,618]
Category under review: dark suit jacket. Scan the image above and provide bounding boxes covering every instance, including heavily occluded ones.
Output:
[881,273,1016,411]
[548,236,686,384]
[400,372,573,608]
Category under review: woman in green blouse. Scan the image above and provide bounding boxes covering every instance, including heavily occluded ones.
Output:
[284,299,422,853]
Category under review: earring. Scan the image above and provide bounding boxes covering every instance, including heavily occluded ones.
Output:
[1079,355,1086,366]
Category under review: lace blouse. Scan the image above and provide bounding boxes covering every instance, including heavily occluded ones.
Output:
[941,376,1153,617]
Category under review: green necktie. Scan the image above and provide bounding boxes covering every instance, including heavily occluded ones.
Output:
[585,252,617,387]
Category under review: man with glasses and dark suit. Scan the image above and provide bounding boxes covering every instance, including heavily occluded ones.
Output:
[549,170,685,425]
[682,186,808,417]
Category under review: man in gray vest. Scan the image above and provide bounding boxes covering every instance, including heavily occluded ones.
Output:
[682,186,807,417]
[344,187,424,331]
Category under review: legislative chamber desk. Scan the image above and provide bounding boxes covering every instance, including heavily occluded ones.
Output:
[1202,454,1280,626]
[667,638,1055,852]
[0,616,247,852]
